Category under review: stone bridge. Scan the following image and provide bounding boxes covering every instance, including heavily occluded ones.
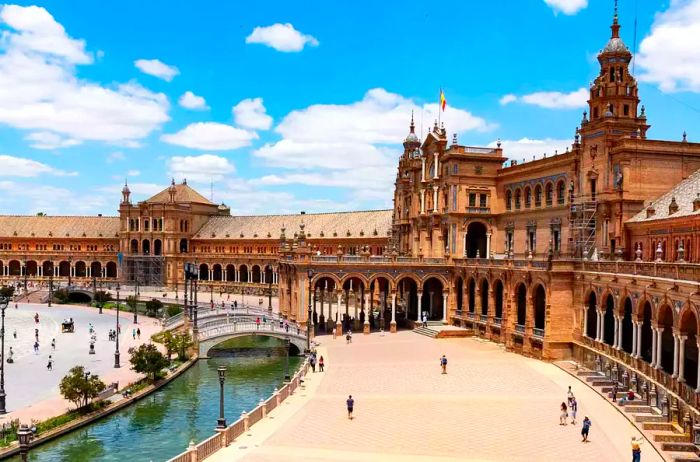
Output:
[197,320,307,358]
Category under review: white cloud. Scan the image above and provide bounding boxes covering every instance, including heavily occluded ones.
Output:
[25,131,81,149]
[488,138,572,163]
[127,169,141,177]
[544,0,588,15]
[0,181,108,215]
[637,0,700,92]
[106,151,125,163]
[502,88,588,109]
[0,154,77,177]
[161,122,258,150]
[178,91,208,110]
[245,23,318,52]
[499,94,517,105]
[0,5,170,145]
[167,154,235,182]
[134,58,179,81]
[232,97,273,130]
[0,4,91,64]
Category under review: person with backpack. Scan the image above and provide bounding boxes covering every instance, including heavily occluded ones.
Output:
[440,355,447,374]
[581,416,592,442]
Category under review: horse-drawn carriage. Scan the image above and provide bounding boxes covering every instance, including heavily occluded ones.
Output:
[61,319,74,333]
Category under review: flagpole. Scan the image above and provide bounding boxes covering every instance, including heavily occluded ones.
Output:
[438,87,442,127]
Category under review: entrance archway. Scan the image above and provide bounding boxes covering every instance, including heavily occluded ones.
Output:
[621,297,633,354]
[106,262,117,278]
[396,277,417,322]
[586,292,597,338]
[212,264,222,281]
[142,239,150,255]
[640,301,653,363]
[75,261,86,277]
[130,239,138,254]
[465,222,487,258]
[252,265,261,284]
[239,265,249,283]
[680,309,698,388]
[516,283,527,326]
[422,278,444,321]
[199,263,209,281]
[58,261,70,277]
[494,280,504,319]
[533,284,546,331]
[603,295,615,345]
[91,261,102,278]
[154,239,162,256]
[26,261,38,276]
[658,305,674,375]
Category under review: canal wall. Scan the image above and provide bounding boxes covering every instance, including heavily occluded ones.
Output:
[167,357,310,462]
[0,356,198,460]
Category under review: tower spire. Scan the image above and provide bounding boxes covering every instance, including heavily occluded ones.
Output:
[611,0,620,38]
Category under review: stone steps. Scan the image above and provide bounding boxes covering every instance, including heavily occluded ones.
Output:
[636,414,669,423]
[643,422,678,432]
[663,442,698,453]
[669,451,700,462]
[413,327,438,339]
[625,405,655,413]
[655,432,692,443]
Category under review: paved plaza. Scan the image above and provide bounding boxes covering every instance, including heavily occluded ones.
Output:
[213,332,664,462]
[0,302,160,423]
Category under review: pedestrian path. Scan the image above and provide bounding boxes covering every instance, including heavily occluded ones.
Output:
[208,332,663,461]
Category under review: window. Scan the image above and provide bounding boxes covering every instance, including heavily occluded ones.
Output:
[524,187,531,208]
[144,220,149,232]
[469,193,476,207]
[506,190,512,210]
[623,104,629,116]
[479,194,487,208]
[557,181,566,205]
[515,189,521,210]
[534,184,542,207]
[452,186,457,211]
[545,183,553,206]
[452,164,458,174]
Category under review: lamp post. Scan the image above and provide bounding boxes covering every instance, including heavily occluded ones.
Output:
[284,335,291,382]
[22,256,27,293]
[217,366,226,428]
[67,256,72,288]
[114,284,121,368]
[0,295,8,414]
[17,424,31,462]
[48,269,53,308]
[306,269,313,353]
[133,279,138,324]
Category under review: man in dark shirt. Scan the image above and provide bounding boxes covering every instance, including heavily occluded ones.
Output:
[347,395,354,420]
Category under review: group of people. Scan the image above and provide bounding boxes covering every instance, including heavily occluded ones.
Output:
[309,351,324,373]
[562,387,588,440]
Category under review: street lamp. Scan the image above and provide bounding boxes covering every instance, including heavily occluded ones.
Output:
[114,284,121,368]
[217,366,226,428]
[22,256,27,293]
[306,269,313,353]
[67,256,72,288]
[0,295,8,414]
[284,336,291,382]
[17,424,31,461]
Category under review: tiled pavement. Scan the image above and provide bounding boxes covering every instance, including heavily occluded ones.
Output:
[220,332,664,461]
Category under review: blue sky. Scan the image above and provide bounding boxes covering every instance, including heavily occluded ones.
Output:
[1,0,699,216]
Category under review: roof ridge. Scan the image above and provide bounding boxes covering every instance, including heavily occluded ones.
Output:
[0,215,119,218]
[209,209,392,219]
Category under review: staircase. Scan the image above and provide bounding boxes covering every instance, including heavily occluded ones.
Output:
[413,322,440,338]
[557,362,700,462]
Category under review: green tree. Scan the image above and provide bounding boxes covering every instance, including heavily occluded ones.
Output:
[59,366,106,410]
[126,295,138,312]
[145,298,163,317]
[0,286,15,298]
[36,212,46,216]
[161,331,176,360]
[129,344,169,382]
[174,332,194,361]
[93,290,112,307]
[166,304,182,317]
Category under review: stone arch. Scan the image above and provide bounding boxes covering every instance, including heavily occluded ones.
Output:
[455,276,464,312]
[524,185,532,208]
[42,261,53,277]
[340,274,369,290]
[603,293,615,345]
[212,264,223,281]
[493,279,504,319]
[26,260,38,276]
[465,221,488,258]
[58,260,70,277]
[179,238,188,253]
[585,289,597,338]
[199,263,209,281]
[90,261,102,278]
[264,265,274,284]
[239,264,249,283]
[106,261,117,278]
[621,297,634,354]
[422,277,444,321]
[75,261,87,277]
[142,239,150,255]
[252,265,261,283]
[226,264,236,282]
[544,181,554,206]
[368,272,396,288]
[657,304,675,375]
[532,284,546,331]
[130,239,138,254]
[395,275,419,321]
[312,274,341,289]
[515,282,527,326]
[639,300,653,363]
[534,183,543,207]
[679,306,699,389]
[419,273,449,289]
[7,260,20,276]
[479,278,489,316]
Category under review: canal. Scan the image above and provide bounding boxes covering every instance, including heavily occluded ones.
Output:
[11,340,301,462]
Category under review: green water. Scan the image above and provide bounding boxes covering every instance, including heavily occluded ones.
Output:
[12,353,302,462]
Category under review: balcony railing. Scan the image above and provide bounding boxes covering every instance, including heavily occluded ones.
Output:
[493,317,502,326]
[514,324,525,334]
[466,312,476,320]
[533,328,545,338]
[479,314,488,323]
[466,206,491,214]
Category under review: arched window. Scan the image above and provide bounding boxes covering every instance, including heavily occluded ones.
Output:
[534,184,542,207]
[524,187,531,208]
[506,190,512,210]
[545,183,553,206]
[144,219,149,232]
[557,181,566,205]
[514,189,521,210]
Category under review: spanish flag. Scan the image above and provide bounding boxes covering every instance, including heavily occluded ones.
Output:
[440,89,446,111]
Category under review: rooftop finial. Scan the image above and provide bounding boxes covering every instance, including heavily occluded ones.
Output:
[171,177,175,185]
[611,0,620,38]
[410,110,415,133]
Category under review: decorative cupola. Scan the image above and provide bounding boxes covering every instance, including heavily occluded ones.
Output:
[693,193,700,212]
[168,178,177,203]
[669,196,679,214]
[121,179,131,204]
[403,111,421,152]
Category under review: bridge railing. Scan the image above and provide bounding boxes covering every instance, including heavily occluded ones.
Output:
[167,359,310,462]
[164,304,281,330]
[197,321,306,342]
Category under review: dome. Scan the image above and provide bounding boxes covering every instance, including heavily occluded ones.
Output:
[404,132,419,143]
[602,37,628,54]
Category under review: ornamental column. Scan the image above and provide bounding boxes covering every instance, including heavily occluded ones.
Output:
[432,186,439,213]
[678,334,687,382]
[442,293,448,324]
[636,322,643,359]
[582,305,588,337]
[416,290,423,321]
[433,152,439,179]
[485,233,491,258]
[613,316,619,349]
[391,292,397,333]
[672,332,679,378]
[655,327,664,370]
[631,321,638,357]
[594,310,601,341]
[420,190,425,214]
[651,327,658,367]
[421,157,426,182]
[336,290,342,332]
[596,310,603,342]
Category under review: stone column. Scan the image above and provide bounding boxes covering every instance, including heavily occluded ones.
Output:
[594,310,601,341]
[582,305,588,337]
[596,310,603,342]
[651,327,658,367]
[678,335,687,382]
[486,233,491,258]
[390,292,397,333]
[672,332,680,378]
[416,290,423,322]
[420,190,425,214]
[363,292,370,334]
[631,321,638,357]
[433,152,439,179]
[695,341,700,393]
[421,156,426,182]
[442,293,448,324]
[636,322,643,359]
[613,316,619,349]
[432,186,439,213]
[336,291,342,335]
[655,327,664,370]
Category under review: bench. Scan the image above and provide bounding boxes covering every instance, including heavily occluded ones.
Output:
[97,382,119,400]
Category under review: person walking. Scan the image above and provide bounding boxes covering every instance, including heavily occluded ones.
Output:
[319,355,325,372]
[132,328,136,340]
[256,317,260,330]
[137,328,141,339]
[611,383,618,402]
[570,398,578,425]
[51,338,56,351]
[346,395,354,420]
[440,355,448,374]
[581,416,592,442]
[422,313,427,328]
[33,341,39,354]
[310,355,316,373]
[559,402,568,425]
[631,436,644,462]
[12,329,16,339]
[47,355,53,371]
[567,386,574,406]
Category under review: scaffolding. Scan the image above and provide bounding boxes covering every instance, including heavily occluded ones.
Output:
[569,194,597,260]
[121,255,165,286]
